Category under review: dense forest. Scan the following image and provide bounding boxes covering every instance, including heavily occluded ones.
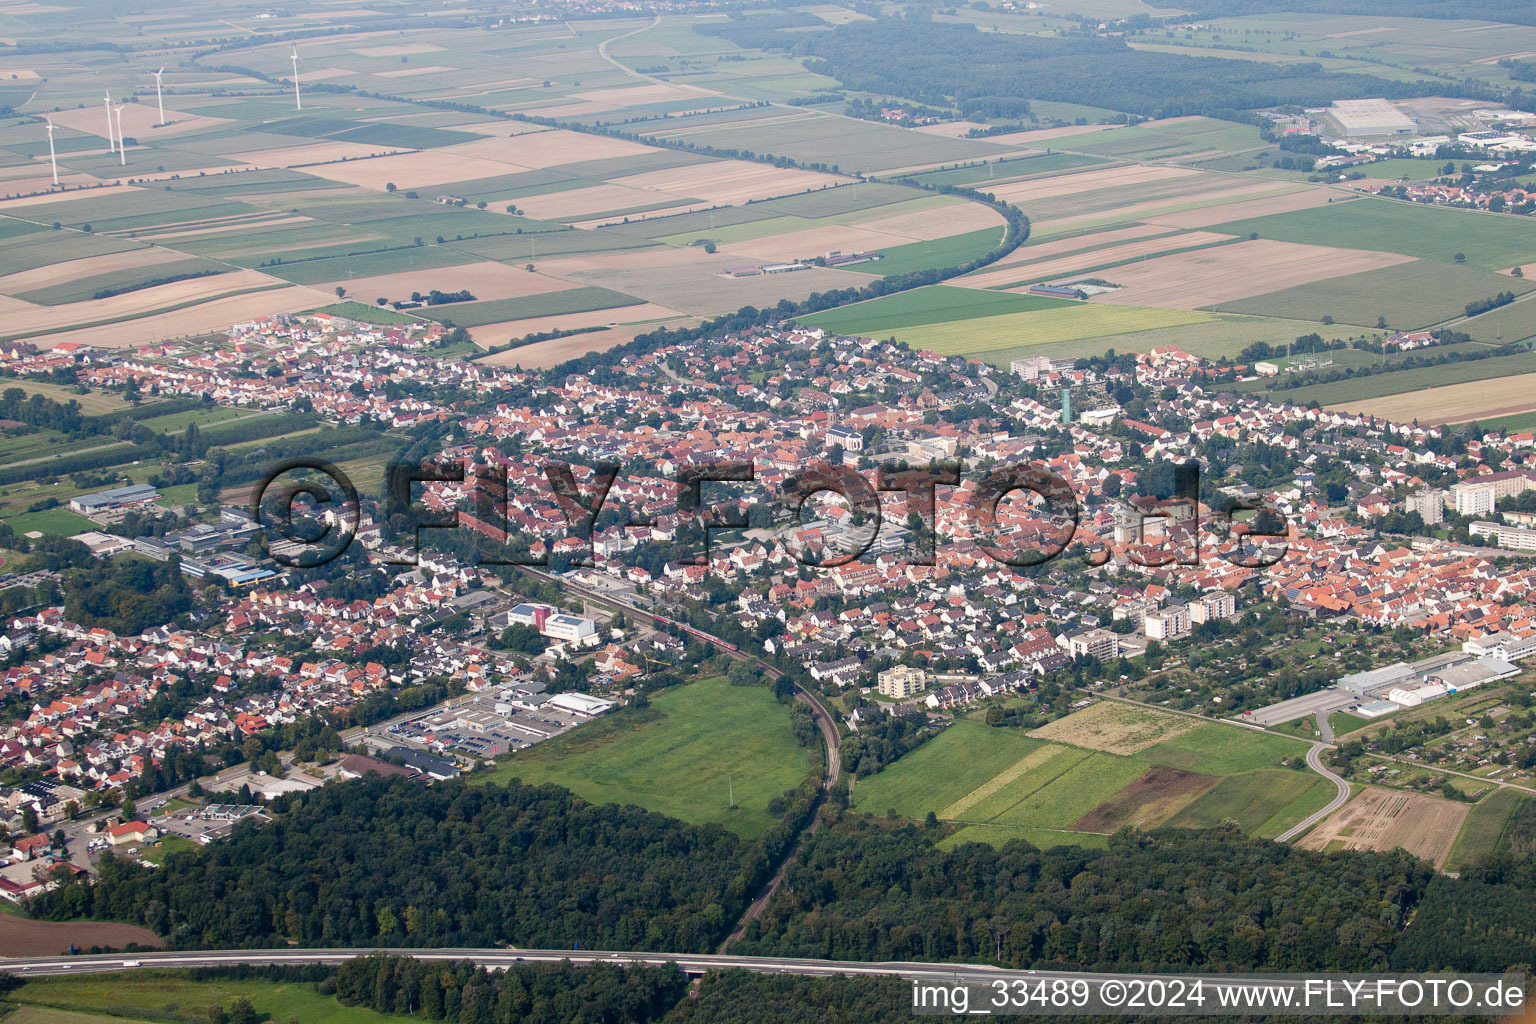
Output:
[840,706,939,776]
[334,955,687,1024]
[697,17,1447,120]
[1189,0,1536,28]
[36,770,1536,973]
[33,777,765,952]
[737,823,1500,972]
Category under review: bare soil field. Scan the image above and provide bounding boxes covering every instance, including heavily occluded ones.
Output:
[963,230,1234,289]
[537,246,871,316]
[326,262,578,301]
[1143,187,1340,229]
[29,282,335,349]
[856,199,1006,240]
[353,43,444,56]
[0,245,178,292]
[979,124,1117,145]
[139,214,314,242]
[914,121,996,138]
[988,164,1200,205]
[0,172,100,197]
[1299,786,1467,868]
[5,268,285,335]
[1095,239,1414,309]
[300,151,514,190]
[46,103,232,140]
[234,141,412,169]
[1029,700,1197,755]
[468,300,688,351]
[374,65,455,78]
[0,184,138,209]
[444,130,653,170]
[719,224,910,264]
[1327,372,1536,424]
[1073,765,1219,832]
[614,162,851,206]
[515,182,671,221]
[984,223,1173,271]
[0,915,162,956]
[1035,181,1301,235]
[480,320,691,367]
[572,82,706,106]
[571,201,711,230]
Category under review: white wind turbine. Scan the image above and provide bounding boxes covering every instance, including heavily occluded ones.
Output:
[114,104,126,166]
[290,46,302,111]
[103,89,116,155]
[152,67,166,126]
[43,118,58,186]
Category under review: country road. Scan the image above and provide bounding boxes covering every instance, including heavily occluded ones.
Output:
[1274,741,1351,843]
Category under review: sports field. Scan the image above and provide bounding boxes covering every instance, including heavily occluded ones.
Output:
[852,704,1316,847]
[478,676,813,839]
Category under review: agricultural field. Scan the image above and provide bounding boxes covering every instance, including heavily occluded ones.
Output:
[1214,261,1536,330]
[1210,198,1536,271]
[796,285,1074,336]
[852,703,1317,848]
[873,303,1219,360]
[4,972,415,1024]
[1462,294,1536,344]
[1323,369,1536,425]
[1258,351,1536,409]
[1090,239,1415,311]
[1297,786,1468,870]
[477,676,813,840]
[1444,788,1526,873]
[0,16,1020,354]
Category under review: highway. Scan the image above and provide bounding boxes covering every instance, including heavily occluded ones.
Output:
[0,947,1301,996]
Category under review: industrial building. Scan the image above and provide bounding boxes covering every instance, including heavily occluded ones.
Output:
[68,483,159,518]
[1329,98,1415,137]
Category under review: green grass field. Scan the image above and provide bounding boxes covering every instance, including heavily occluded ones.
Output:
[0,381,134,416]
[4,506,95,538]
[307,301,426,326]
[1462,294,1536,344]
[852,711,1317,848]
[6,971,415,1024]
[1252,351,1536,407]
[1211,199,1536,271]
[969,312,1310,366]
[477,676,813,839]
[1212,259,1535,329]
[1445,788,1526,872]
[419,286,644,328]
[796,285,1074,335]
[883,303,1217,358]
[842,226,1006,277]
[1166,769,1325,834]
[1138,722,1310,775]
